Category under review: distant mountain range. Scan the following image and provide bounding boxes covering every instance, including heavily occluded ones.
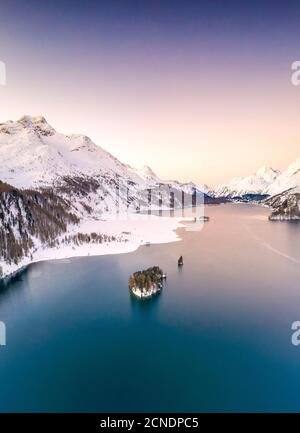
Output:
[213,159,300,199]
[212,157,300,221]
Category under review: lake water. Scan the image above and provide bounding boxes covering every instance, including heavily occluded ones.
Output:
[1,203,300,412]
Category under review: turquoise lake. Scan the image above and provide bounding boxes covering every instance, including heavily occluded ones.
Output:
[1,204,300,412]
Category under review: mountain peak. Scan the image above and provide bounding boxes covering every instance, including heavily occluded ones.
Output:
[0,114,162,189]
[141,165,157,176]
[265,156,300,196]
[286,157,300,176]
[255,166,279,180]
[18,115,56,136]
[133,165,160,183]
[214,165,280,198]
[0,115,56,137]
[18,115,47,125]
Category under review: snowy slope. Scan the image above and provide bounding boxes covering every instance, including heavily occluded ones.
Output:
[264,158,300,196]
[0,116,149,189]
[0,115,211,280]
[214,166,280,198]
[0,116,209,199]
[128,165,161,185]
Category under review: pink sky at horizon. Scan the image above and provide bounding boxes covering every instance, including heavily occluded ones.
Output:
[1,66,300,188]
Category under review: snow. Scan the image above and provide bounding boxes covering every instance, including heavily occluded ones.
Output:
[0,116,146,189]
[131,284,161,299]
[128,165,161,184]
[0,213,184,281]
[265,158,300,196]
[0,115,208,197]
[214,166,280,197]
[213,158,300,199]
[0,115,208,281]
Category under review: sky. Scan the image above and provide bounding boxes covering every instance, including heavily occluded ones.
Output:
[0,0,300,186]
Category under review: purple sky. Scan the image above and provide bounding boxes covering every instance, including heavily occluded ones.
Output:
[1,0,300,185]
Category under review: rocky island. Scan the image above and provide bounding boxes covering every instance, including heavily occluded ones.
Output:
[269,193,300,221]
[128,266,165,299]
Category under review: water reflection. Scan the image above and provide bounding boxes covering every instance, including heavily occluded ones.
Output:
[0,266,30,301]
[129,289,163,316]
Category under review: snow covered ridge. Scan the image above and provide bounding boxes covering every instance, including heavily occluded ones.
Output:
[213,159,300,199]
[0,115,213,215]
[0,178,186,280]
[0,180,184,281]
[0,115,209,194]
[0,115,212,280]
[265,158,300,197]
[0,115,145,189]
[212,159,300,221]
[213,166,280,198]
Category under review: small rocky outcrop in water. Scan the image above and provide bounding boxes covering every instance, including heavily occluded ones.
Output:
[269,193,300,221]
[128,266,164,299]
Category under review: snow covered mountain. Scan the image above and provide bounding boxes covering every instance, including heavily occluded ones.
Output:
[264,158,300,196]
[0,115,148,189]
[263,158,300,220]
[213,166,280,198]
[0,115,211,280]
[0,115,208,199]
[213,156,300,200]
[128,165,161,184]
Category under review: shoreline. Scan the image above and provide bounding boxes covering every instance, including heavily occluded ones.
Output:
[0,202,279,285]
[0,214,185,285]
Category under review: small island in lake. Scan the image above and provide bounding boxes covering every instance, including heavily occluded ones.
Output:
[128,266,165,299]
